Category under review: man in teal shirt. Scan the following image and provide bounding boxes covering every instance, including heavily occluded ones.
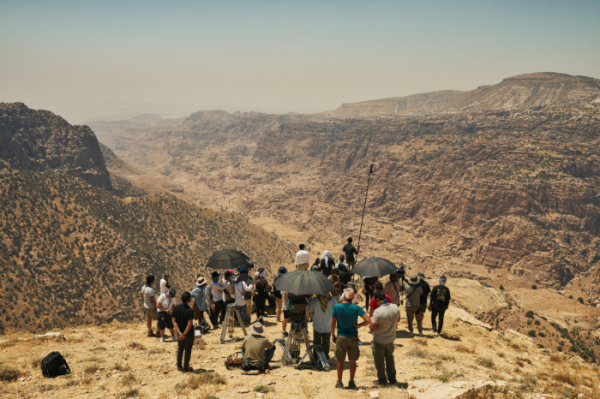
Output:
[331,288,371,389]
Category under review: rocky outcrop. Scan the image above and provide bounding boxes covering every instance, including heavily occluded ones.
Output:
[408,380,522,399]
[324,72,600,117]
[0,102,112,190]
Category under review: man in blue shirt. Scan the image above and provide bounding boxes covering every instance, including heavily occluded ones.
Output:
[331,288,371,389]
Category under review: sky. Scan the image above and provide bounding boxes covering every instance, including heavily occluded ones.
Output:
[1,0,599,123]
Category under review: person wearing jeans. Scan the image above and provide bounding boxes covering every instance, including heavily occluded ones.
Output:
[369,291,400,385]
[234,268,254,324]
[307,293,336,361]
[173,292,195,372]
[430,276,451,335]
[210,271,226,329]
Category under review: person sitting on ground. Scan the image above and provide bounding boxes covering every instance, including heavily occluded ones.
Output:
[140,275,158,337]
[416,271,431,323]
[369,291,400,386]
[429,276,451,335]
[369,285,391,317]
[404,274,424,337]
[172,291,195,372]
[320,250,335,277]
[328,268,342,303]
[191,276,211,326]
[241,321,276,370]
[160,273,171,295]
[210,271,226,329]
[157,288,177,342]
[336,254,349,273]
[273,267,287,322]
[234,268,254,324]
[343,237,359,270]
[307,293,336,360]
[310,258,321,271]
[384,273,401,306]
[295,244,310,270]
[331,288,371,390]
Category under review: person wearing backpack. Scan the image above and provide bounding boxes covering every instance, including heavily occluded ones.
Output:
[429,276,451,335]
[403,274,423,337]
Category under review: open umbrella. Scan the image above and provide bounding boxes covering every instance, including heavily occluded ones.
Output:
[206,249,250,270]
[351,257,397,278]
[273,270,336,296]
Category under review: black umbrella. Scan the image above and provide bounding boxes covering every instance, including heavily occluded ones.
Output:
[351,257,398,278]
[206,249,250,270]
[273,270,336,296]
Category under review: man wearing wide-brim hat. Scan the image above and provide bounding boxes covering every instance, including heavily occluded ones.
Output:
[241,322,276,370]
[403,274,424,337]
[190,276,212,325]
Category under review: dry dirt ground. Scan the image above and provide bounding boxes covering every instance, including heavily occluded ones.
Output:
[1,305,598,399]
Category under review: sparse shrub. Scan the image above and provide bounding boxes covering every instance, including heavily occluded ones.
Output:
[550,355,562,362]
[0,365,19,381]
[254,385,273,393]
[407,346,428,358]
[455,344,475,354]
[499,285,505,291]
[83,364,100,374]
[476,357,494,368]
[531,285,537,290]
[527,330,536,337]
[121,372,136,386]
[413,338,428,346]
[118,387,139,398]
[525,311,534,318]
[114,363,131,372]
[553,372,576,386]
[127,342,145,350]
[577,297,584,304]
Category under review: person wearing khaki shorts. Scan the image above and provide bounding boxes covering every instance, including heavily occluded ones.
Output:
[295,244,310,270]
[331,288,371,390]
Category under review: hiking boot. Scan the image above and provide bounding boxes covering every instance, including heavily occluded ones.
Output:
[160,337,165,342]
[408,331,414,337]
[388,379,397,385]
[376,379,388,386]
[282,331,288,337]
[335,382,343,389]
[177,364,183,372]
[348,381,357,389]
[183,366,193,373]
[147,331,156,337]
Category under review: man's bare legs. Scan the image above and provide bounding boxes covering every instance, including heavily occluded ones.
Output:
[337,360,357,384]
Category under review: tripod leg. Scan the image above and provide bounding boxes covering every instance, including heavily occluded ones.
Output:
[295,345,314,369]
[281,329,295,364]
[301,327,315,363]
[234,308,247,336]
[220,308,230,344]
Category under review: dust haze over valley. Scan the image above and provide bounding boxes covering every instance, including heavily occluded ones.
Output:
[2,1,600,399]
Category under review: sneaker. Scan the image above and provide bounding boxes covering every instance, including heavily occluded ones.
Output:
[348,381,357,389]
[160,337,165,342]
[376,379,388,386]
[335,382,343,389]
[282,332,289,337]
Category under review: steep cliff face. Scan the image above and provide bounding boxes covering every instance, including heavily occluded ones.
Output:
[324,73,600,117]
[0,103,112,191]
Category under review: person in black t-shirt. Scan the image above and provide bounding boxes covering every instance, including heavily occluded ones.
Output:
[173,291,195,372]
[343,237,359,270]
[429,276,451,335]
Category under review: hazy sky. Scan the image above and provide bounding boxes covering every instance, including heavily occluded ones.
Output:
[1,0,599,123]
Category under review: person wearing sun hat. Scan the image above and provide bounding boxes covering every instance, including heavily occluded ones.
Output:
[416,271,431,324]
[190,276,211,325]
[241,321,276,369]
[403,274,423,337]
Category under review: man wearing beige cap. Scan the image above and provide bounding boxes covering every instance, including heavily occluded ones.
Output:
[241,322,276,369]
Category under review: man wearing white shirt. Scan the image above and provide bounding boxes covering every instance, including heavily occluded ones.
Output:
[295,244,310,270]
[234,268,254,323]
[160,273,170,295]
[210,271,226,329]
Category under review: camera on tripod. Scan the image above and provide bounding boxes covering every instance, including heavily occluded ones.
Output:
[288,294,308,323]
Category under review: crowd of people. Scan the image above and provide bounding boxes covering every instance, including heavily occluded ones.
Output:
[139,237,452,387]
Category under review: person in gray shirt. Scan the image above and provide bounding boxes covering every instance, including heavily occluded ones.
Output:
[369,291,400,385]
[404,274,423,337]
[307,293,336,360]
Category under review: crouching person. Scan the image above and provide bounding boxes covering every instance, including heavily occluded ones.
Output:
[173,292,195,372]
[241,322,275,371]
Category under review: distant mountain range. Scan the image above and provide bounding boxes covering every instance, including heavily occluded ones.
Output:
[323,72,600,118]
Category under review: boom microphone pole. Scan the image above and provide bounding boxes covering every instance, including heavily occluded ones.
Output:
[357,162,375,256]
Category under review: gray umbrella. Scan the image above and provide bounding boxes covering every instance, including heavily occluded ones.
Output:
[273,270,336,296]
[351,257,398,277]
[205,249,250,270]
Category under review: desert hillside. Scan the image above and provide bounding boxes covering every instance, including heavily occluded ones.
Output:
[324,73,600,118]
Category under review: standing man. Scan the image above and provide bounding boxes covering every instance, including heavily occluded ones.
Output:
[331,289,371,389]
[336,255,349,272]
[254,271,268,321]
[190,277,211,323]
[384,273,401,306]
[404,275,423,337]
[234,268,254,324]
[210,271,226,329]
[140,275,158,337]
[320,250,334,277]
[223,270,236,305]
[328,268,342,303]
[416,271,431,325]
[430,276,451,335]
[343,238,359,271]
[307,293,336,360]
[295,244,310,270]
[273,267,287,322]
[157,288,177,342]
[369,291,400,385]
[160,273,170,295]
[172,291,195,372]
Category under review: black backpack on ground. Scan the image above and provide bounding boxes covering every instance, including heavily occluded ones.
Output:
[41,352,71,378]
